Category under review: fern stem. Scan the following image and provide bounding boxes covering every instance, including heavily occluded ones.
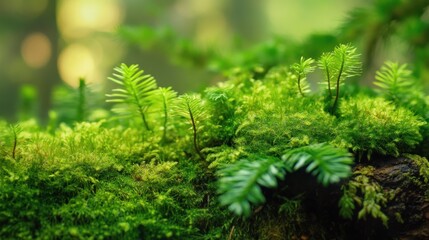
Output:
[77,78,86,122]
[325,64,332,97]
[297,75,304,97]
[331,53,345,114]
[187,102,204,160]
[138,106,150,131]
[12,132,17,159]
[162,94,168,142]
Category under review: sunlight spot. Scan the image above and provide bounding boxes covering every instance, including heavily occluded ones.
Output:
[58,44,98,88]
[21,32,52,69]
[57,0,124,40]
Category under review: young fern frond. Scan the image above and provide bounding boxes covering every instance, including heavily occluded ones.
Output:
[318,52,334,97]
[374,61,413,102]
[291,57,315,97]
[217,144,353,216]
[318,44,361,114]
[106,64,157,131]
[176,94,207,160]
[9,124,22,159]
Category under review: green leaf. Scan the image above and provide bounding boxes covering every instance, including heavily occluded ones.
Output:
[282,143,353,186]
[217,156,288,217]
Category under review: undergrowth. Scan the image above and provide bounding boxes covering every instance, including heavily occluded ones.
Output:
[1,43,429,239]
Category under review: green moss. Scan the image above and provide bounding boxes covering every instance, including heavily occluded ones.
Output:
[335,97,425,157]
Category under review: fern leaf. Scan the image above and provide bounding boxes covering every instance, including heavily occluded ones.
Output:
[106,64,157,130]
[291,57,315,97]
[282,143,353,186]
[374,61,413,102]
[217,144,353,216]
[217,156,289,216]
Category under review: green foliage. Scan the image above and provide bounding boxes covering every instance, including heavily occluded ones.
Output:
[175,94,209,160]
[282,143,353,186]
[336,97,425,157]
[0,121,229,239]
[217,156,288,217]
[374,61,414,103]
[318,44,361,114]
[152,87,178,143]
[218,144,353,217]
[339,167,392,227]
[51,78,105,126]
[4,42,429,239]
[106,64,158,131]
[404,154,429,183]
[291,57,315,96]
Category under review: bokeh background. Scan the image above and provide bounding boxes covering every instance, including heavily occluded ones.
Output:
[2,0,426,122]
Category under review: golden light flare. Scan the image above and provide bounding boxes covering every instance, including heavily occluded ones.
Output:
[58,44,99,88]
[57,0,124,40]
[21,32,52,69]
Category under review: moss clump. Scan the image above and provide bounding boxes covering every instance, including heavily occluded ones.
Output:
[336,97,425,158]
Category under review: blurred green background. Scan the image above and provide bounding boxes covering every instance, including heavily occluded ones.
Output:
[2,0,428,123]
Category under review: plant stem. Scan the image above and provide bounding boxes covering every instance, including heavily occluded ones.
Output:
[162,94,168,142]
[187,102,204,160]
[77,78,86,122]
[325,66,332,97]
[297,75,304,97]
[12,133,17,159]
[331,54,345,114]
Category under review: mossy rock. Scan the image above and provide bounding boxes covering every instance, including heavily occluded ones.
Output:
[234,156,429,240]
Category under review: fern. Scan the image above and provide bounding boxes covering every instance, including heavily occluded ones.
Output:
[282,143,353,186]
[9,124,22,159]
[374,61,413,103]
[175,94,208,160]
[291,57,315,97]
[106,64,157,131]
[217,144,353,216]
[77,78,87,122]
[217,156,289,216]
[318,44,361,114]
[153,87,177,142]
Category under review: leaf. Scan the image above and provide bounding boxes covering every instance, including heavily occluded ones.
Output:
[282,143,353,186]
[217,156,288,217]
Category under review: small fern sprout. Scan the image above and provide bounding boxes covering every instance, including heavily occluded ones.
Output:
[318,52,334,97]
[154,87,177,143]
[77,78,87,122]
[106,64,157,131]
[374,61,413,103]
[176,94,208,160]
[9,124,22,159]
[291,57,315,97]
[318,44,361,114]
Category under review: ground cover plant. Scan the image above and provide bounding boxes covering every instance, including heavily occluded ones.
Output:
[1,41,429,239]
[2,1,429,238]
